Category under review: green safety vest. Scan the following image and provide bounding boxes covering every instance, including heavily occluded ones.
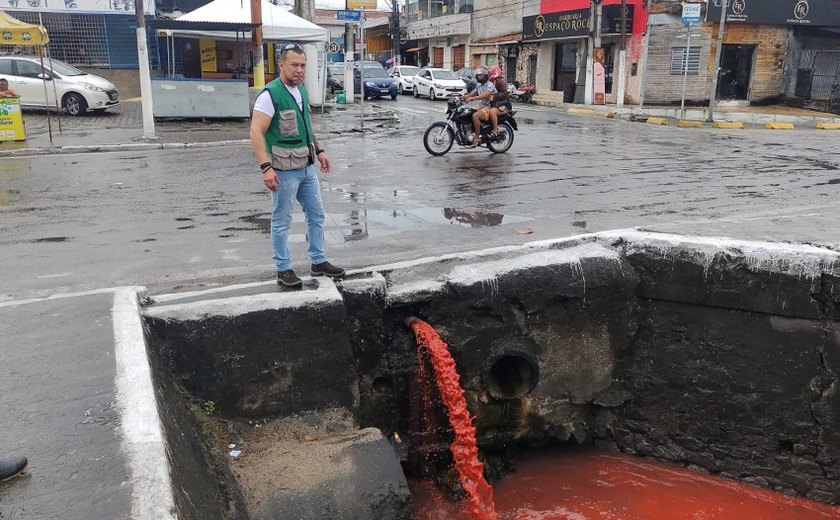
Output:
[261,79,313,153]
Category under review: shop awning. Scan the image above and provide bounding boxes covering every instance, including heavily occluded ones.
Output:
[171,0,328,42]
[0,11,49,46]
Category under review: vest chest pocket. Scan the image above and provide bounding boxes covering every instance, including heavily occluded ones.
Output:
[279,110,299,137]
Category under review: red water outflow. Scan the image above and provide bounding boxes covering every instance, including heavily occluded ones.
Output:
[406,317,498,520]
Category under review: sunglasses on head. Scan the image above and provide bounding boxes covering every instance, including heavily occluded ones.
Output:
[283,43,304,52]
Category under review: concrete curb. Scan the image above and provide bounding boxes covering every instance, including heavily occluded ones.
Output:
[554,102,840,126]
[0,139,253,158]
[1,120,399,157]
[567,107,616,118]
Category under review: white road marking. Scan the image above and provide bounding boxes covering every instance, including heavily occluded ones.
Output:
[389,105,435,115]
[36,272,74,279]
[112,288,177,520]
[0,286,142,308]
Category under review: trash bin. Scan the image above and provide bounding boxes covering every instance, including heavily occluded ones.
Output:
[336,92,346,104]
[563,87,576,104]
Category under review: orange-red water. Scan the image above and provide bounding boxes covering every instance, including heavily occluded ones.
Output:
[409,318,498,520]
[412,447,840,520]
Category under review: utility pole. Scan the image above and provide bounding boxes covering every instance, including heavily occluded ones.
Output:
[707,0,728,122]
[584,2,596,104]
[294,0,315,22]
[251,0,265,89]
[134,0,155,138]
[585,0,602,105]
[390,0,400,67]
[344,21,355,103]
[639,8,652,107]
[616,0,627,106]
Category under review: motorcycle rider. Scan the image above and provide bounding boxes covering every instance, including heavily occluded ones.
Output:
[462,66,497,147]
[488,66,511,136]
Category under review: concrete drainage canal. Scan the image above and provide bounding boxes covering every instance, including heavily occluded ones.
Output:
[140,230,840,519]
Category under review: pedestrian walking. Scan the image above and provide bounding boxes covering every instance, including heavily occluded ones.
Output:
[249,43,345,288]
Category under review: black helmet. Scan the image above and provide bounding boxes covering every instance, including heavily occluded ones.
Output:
[475,66,489,84]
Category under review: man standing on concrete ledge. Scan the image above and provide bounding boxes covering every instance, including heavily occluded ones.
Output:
[250,43,345,288]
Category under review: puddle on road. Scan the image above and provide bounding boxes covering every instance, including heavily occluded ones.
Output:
[233,207,531,242]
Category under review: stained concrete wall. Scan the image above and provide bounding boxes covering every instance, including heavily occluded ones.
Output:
[143,230,840,511]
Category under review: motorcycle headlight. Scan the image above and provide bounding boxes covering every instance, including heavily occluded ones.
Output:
[81,82,105,92]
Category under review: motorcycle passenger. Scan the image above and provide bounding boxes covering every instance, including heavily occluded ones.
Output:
[462,66,497,147]
[488,66,511,136]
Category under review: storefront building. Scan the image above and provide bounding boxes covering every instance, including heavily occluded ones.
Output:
[405,0,472,69]
[522,0,648,105]
[1,1,155,70]
[707,0,840,111]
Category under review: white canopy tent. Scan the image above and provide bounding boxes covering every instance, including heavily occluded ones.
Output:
[171,0,328,42]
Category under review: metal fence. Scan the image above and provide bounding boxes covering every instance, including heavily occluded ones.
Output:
[796,50,840,113]
[0,11,157,69]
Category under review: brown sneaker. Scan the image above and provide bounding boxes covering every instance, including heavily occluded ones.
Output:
[277,269,302,287]
[310,261,345,278]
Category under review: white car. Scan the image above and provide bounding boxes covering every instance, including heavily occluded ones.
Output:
[0,56,120,116]
[412,68,467,100]
[387,65,420,95]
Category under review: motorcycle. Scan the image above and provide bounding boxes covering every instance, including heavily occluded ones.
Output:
[423,98,518,157]
[508,81,535,104]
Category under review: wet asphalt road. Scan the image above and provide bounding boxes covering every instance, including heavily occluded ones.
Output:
[1,94,839,300]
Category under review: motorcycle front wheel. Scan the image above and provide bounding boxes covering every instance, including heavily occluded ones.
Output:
[423,122,455,156]
[487,122,515,154]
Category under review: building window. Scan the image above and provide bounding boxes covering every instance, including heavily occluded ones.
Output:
[670,47,701,75]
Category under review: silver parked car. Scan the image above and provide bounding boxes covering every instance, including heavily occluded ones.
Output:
[0,56,120,116]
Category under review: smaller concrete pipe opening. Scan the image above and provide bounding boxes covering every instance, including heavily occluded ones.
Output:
[486,354,539,400]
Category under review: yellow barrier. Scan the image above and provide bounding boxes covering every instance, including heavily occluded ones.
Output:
[0,96,26,142]
[568,107,616,118]
[712,121,745,129]
[647,117,668,125]
[816,122,840,130]
[678,120,703,128]
[765,122,795,130]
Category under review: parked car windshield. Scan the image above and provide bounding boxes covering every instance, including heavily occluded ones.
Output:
[432,70,459,80]
[362,67,390,79]
[48,59,86,77]
[399,66,420,76]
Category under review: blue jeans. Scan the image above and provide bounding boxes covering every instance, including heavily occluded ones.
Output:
[271,164,326,271]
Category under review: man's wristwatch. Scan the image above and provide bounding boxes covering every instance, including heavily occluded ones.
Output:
[260,161,272,173]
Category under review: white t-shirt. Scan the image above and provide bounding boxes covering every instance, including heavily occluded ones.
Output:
[253,83,304,118]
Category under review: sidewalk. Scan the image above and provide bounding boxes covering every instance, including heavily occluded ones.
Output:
[0,100,398,157]
[557,102,840,126]
[0,290,174,520]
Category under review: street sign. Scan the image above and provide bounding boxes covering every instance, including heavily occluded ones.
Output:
[329,42,341,53]
[346,0,376,9]
[337,9,362,22]
[682,3,702,25]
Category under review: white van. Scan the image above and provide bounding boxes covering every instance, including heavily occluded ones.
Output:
[0,56,120,116]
